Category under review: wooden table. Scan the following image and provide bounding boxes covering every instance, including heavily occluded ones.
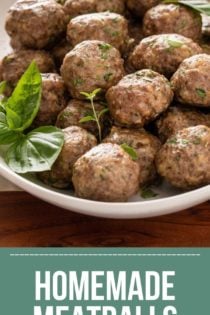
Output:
[0,192,210,247]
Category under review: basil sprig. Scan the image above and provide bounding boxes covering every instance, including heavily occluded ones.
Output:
[0,61,64,174]
[163,0,210,16]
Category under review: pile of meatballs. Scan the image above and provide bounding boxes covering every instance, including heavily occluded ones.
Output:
[1,0,210,202]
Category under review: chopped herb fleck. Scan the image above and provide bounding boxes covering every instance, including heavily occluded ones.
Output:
[196,88,206,98]
[104,72,113,82]
[141,187,158,199]
[98,43,112,60]
[166,38,184,49]
[73,78,84,86]
[121,144,138,161]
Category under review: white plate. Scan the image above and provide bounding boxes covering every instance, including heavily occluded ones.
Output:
[0,0,209,219]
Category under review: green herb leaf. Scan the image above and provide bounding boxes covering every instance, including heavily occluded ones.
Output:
[5,61,42,131]
[0,81,7,95]
[141,187,158,199]
[163,0,210,16]
[0,112,21,145]
[79,115,96,123]
[196,88,206,98]
[6,126,64,174]
[121,144,138,161]
[98,108,109,120]
[166,38,184,48]
[98,43,112,60]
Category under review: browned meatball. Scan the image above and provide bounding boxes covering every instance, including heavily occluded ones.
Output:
[156,125,210,190]
[129,34,202,78]
[202,14,210,37]
[64,0,125,19]
[33,73,68,127]
[72,143,140,202]
[51,39,73,69]
[127,0,160,18]
[156,106,210,142]
[103,127,161,186]
[106,70,173,127]
[5,0,67,49]
[143,4,202,41]
[61,40,125,99]
[38,126,97,189]
[56,99,108,137]
[1,50,55,87]
[171,54,210,107]
[67,12,129,52]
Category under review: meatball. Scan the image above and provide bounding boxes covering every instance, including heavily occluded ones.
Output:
[56,99,108,138]
[103,127,161,186]
[5,0,67,49]
[156,106,210,142]
[127,0,160,18]
[171,54,210,107]
[0,50,55,87]
[61,40,125,99]
[129,34,202,78]
[67,12,129,52]
[106,69,173,128]
[64,0,125,19]
[156,125,210,190]
[38,126,97,189]
[51,39,73,69]
[143,4,202,41]
[72,143,140,202]
[33,73,68,127]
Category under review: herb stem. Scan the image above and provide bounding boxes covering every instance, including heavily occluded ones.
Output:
[90,97,102,142]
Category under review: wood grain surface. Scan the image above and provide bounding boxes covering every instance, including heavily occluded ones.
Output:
[0,192,209,247]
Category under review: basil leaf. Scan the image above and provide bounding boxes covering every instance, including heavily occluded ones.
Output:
[98,108,109,120]
[141,188,158,199]
[6,126,64,173]
[5,61,42,131]
[79,115,96,123]
[163,0,210,16]
[0,112,21,145]
[121,144,138,161]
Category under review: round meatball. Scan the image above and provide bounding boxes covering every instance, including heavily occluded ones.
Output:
[56,99,108,137]
[33,73,68,127]
[72,143,140,202]
[143,4,202,41]
[61,40,125,99]
[103,127,161,186]
[51,39,73,69]
[156,125,210,190]
[0,50,55,87]
[38,126,97,189]
[127,0,160,18]
[106,70,173,127]
[156,106,210,142]
[129,34,202,78]
[67,12,129,52]
[64,0,125,18]
[171,54,210,107]
[5,0,67,49]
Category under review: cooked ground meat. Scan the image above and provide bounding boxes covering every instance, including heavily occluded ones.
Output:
[38,126,97,189]
[202,14,210,37]
[72,143,140,202]
[56,99,108,138]
[33,73,68,127]
[156,125,210,190]
[103,126,161,186]
[156,106,210,142]
[1,49,55,87]
[143,4,202,41]
[5,0,67,49]
[171,54,210,107]
[67,12,129,52]
[61,40,125,99]
[129,34,202,78]
[64,0,125,19]
[106,69,173,127]
[127,0,160,18]
[51,39,73,69]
